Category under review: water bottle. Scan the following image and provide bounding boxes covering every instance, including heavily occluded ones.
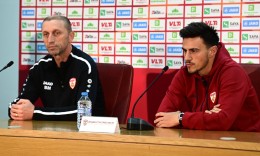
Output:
[77,92,92,130]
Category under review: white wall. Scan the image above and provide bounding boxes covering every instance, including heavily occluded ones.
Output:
[0,0,19,119]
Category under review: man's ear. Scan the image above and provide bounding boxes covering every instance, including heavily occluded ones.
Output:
[209,45,218,57]
[69,31,75,42]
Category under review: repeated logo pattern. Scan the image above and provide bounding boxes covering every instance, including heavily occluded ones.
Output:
[20,0,260,69]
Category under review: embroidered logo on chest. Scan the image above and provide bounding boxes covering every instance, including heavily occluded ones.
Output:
[210,92,216,103]
[43,81,53,90]
[69,78,76,89]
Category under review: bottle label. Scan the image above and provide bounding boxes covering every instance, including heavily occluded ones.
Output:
[78,107,84,114]
[86,108,92,116]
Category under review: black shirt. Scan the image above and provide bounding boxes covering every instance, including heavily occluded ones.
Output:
[9,45,105,120]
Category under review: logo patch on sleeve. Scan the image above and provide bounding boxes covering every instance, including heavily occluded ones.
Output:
[69,78,76,89]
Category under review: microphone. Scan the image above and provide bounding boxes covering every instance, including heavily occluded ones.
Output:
[127,66,169,130]
[0,61,14,72]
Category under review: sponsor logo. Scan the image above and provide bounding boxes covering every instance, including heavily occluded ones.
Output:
[150,6,166,18]
[204,5,221,17]
[166,57,183,69]
[100,8,115,18]
[186,6,202,17]
[117,9,131,17]
[99,44,114,54]
[83,21,98,30]
[37,44,47,53]
[243,4,260,16]
[53,0,66,5]
[68,9,82,18]
[222,19,240,29]
[22,9,35,16]
[84,8,98,18]
[133,22,148,29]
[167,46,182,54]
[101,0,115,4]
[226,45,239,56]
[22,42,35,52]
[100,21,114,31]
[37,32,42,40]
[83,44,98,55]
[85,34,96,39]
[132,33,148,42]
[132,57,148,68]
[85,0,99,5]
[150,47,164,53]
[37,22,42,29]
[21,54,35,65]
[134,0,148,5]
[222,32,239,43]
[21,21,35,30]
[133,46,147,54]
[116,21,129,28]
[242,32,259,43]
[223,6,240,14]
[242,47,259,55]
[151,58,163,64]
[205,20,218,26]
[167,32,182,43]
[99,33,114,41]
[149,57,165,68]
[71,21,81,27]
[168,6,183,17]
[243,20,259,27]
[150,33,165,41]
[133,7,148,18]
[169,21,181,27]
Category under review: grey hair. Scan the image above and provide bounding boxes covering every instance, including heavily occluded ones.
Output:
[42,15,72,32]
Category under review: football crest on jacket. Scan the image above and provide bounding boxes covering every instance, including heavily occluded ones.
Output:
[69,78,76,89]
[210,92,216,103]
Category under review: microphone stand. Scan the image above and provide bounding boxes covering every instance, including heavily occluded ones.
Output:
[127,66,168,130]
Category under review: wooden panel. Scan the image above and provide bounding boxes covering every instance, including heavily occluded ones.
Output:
[0,120,259,156]
[0,136,259,156]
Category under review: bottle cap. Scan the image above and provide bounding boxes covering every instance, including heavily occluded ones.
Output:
[81,92,88,96]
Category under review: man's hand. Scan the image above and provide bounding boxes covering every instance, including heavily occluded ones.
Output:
[10,99,35,120]
[154,111,180,128]
[205,104,221,114]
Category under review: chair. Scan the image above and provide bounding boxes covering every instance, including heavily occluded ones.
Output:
[240,63,260,102]
[96,63,134,124]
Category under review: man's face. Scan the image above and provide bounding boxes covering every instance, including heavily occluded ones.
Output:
[182,37,212,76]
[42,20,73,56]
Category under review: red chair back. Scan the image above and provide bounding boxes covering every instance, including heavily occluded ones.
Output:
[97,63,134,124]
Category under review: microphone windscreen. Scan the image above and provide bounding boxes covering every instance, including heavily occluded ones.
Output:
[162,66,169,72]
[7,61,14,67]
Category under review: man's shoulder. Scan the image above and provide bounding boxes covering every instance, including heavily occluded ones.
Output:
[71,45,94,62]
[219,60,243,73]
[70,45,97,74]
[31,55,53,69]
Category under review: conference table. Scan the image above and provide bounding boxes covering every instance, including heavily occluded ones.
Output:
[0,119,259,156]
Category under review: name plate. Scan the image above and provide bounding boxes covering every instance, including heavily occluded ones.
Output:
[79,116,120,133]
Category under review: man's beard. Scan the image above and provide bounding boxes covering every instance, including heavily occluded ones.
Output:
[48,44,67,57]
[186,59,209,75]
